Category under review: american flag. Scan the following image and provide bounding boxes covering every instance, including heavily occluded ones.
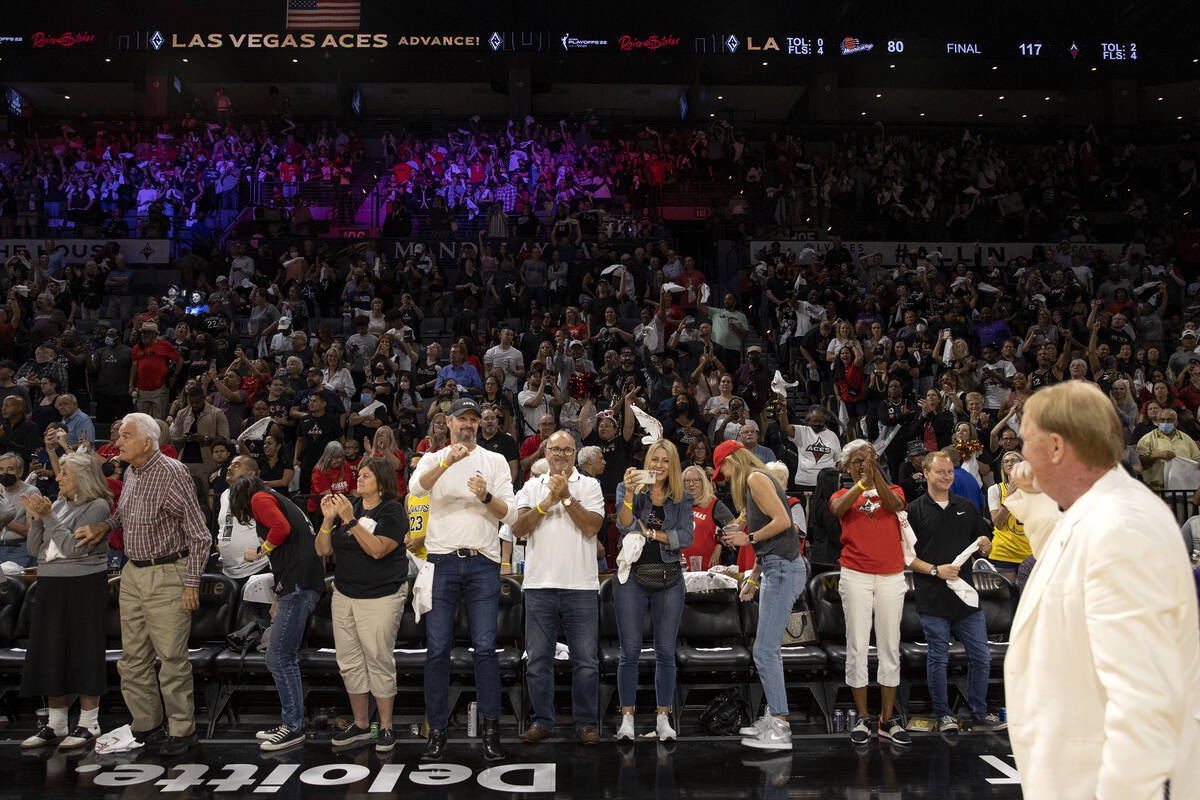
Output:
[286,0,360,29]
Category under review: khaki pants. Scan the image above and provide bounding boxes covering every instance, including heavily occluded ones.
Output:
[136,385,169,421]
[838,567,906,689]
[332,585,408,697]
[117,560,195,737]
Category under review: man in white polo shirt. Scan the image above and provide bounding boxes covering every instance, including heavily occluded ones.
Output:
[409,397,517,763]
[510,430,605,745]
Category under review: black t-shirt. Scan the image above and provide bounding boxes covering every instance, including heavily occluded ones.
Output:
[297,413,341,466]
[477,431,519,466]
[255,490,325,595]
[583,430,633,498]
[905,492,993,621]
[635,503,666,566]
[331,497,408,599]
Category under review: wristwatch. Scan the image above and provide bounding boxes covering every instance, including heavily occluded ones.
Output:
[562,496,573,507]
[930,565,939,577]
[747,531,756,544]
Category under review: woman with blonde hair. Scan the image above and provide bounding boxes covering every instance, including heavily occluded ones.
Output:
[365,426,408,496]
[712,441,805,750]
[681,466,734,570]
[417,411,449,454]
[613,439,694,742]
[985,450,1031,576]
[18,453,113,750]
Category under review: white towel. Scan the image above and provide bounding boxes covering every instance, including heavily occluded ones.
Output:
[93,724,145,755]
[0,561,25,575]
[616,533,644,584]
[412,560,435,621]
[683,570,739,593]
[629,404,664,445]
[43,540,65,562]
[770,370,798,397]
[661,282,686,293]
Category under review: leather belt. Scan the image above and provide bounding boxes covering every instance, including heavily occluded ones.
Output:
[453,548,483,558]
[129,550,189,568]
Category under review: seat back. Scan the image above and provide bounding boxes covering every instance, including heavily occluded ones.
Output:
[231,573,276,630]
[809,571,845,644]
[304,576,337,649]
[678,589,743,645]
[899,571,924,642]
[973,571,1017,641]
[189,574,239,645]
[598,575,652,641]
[0,576,26,646]
[104,576,122,647]
[394,583,426,647]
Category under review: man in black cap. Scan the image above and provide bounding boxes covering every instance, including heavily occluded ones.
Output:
[898,440,929,502]
[409,396,517,763]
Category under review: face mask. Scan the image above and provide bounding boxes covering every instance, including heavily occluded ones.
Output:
[360,393,373,405]
[810,423,826,433]
[104,337,116,347]
[0,474,16,488]
[1159,423,1175,435]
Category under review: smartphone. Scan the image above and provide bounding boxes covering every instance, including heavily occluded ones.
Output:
[631,469,657,486]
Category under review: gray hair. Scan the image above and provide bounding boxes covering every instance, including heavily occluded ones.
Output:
[122,413,161,447]
[315,440,345,473]
[838,439,874,471]
[577,445,602,467]
[59,452,113,505]
[286,356,304,372]
[0,451,24,474]
[763,460,790,486]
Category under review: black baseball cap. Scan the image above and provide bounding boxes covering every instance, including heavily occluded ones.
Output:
[448,397,482,418]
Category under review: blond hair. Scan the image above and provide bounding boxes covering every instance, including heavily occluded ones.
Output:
[1024,381,1123,469]
[681,465,715,508]
[719,447,776,514]
[639,439,685,505]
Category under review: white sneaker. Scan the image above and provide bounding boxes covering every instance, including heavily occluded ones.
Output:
[616,713,635,741]
[655,713,676,742]
[938,715,959,733]
[739,708,772,737]
[742,716,793,751]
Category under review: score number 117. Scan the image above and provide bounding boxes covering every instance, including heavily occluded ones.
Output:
[1018,43,1042,56]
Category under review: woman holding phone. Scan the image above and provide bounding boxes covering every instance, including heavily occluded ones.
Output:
[712,441,805,751]
[613,440,693,742]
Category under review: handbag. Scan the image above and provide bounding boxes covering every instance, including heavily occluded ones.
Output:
[781,610,817,645]
[634,561,683,591]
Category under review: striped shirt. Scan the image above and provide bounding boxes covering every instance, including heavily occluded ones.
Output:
[105,450,211,587]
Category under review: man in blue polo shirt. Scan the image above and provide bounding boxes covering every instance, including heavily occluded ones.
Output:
[436,343,482,396]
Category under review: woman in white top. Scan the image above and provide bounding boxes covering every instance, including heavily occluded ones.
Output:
[322,347,355,403]
[952,421,989,487]
[825,320,857,364]
[366,298,388,337]
[703,373,736,441]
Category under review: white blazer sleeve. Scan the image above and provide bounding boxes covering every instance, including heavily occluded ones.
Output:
[1002,489,1062,559]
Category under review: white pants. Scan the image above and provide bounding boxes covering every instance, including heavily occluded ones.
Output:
[838,568,906,688]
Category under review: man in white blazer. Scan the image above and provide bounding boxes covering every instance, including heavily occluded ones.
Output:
[1002,381,1200,800]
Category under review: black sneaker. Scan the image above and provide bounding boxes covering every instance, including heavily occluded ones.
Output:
[878,716,912,745]
[132,725,168,749]
[256,724,289,741]
[331,724,373,747]
[158,732,198,757]
[375,728,395,753]
[260,726,305,752]
[849,715,873,745]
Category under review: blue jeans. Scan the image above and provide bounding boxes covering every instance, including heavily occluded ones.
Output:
[524,588,599,730]
[613,574,685,708]
[754,554,807,715]
[424,553,501,731]
[0,544,35,569]
[266,587,319,730]
[919,610,991,720]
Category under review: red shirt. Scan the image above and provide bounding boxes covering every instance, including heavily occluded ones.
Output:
[830,485,907,575]
[132,339,181,391]
[308,464,356,512]
[683,497,719,566]
[519,434,544,480]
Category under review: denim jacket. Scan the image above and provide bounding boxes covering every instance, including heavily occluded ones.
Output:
[614,483,694,563]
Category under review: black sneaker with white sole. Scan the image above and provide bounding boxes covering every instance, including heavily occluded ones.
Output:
[375,728,395,753]
[256,724,289,741]
[849,716,873,745]
[331,724,374,747]
[260,726,305,752]
[878,716,912,745]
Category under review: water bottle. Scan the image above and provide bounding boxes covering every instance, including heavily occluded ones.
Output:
[833,709,845,733]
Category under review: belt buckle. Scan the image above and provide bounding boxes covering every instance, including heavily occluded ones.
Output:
[456,548,469,559]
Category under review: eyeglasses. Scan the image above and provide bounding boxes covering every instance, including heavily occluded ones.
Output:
[546,447,575,456]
